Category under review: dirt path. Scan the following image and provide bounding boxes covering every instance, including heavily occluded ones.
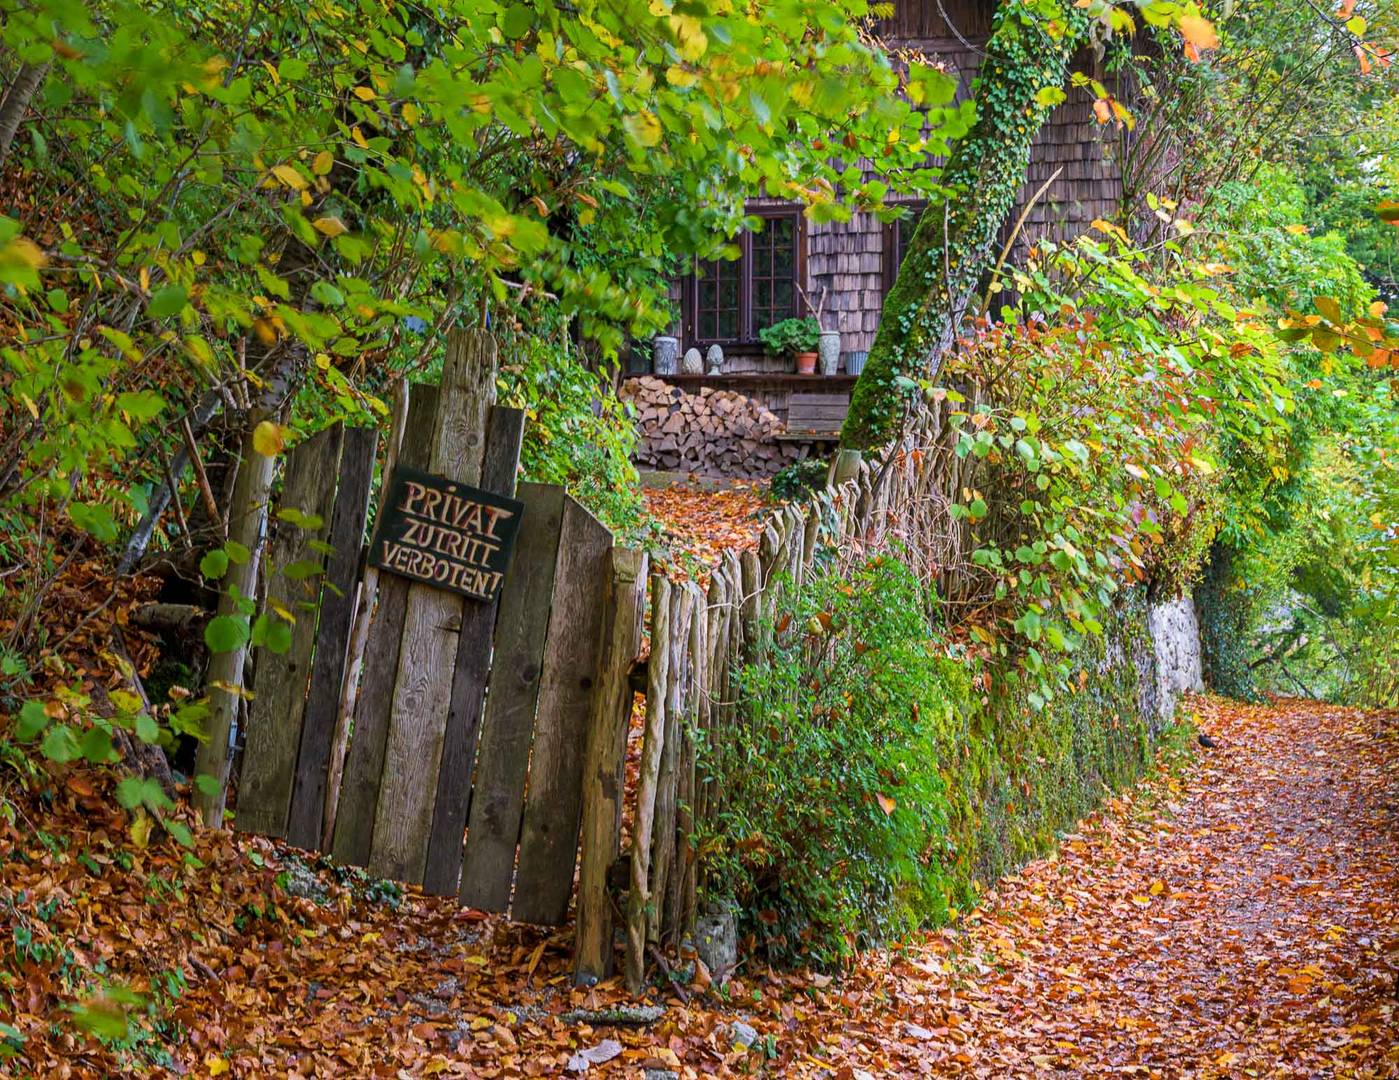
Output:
[706,696,1398,1078]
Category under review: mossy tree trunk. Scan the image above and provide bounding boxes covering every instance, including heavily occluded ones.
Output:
[841,1,1086,449]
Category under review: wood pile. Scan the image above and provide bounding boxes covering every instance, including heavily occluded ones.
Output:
[621,376,806,478]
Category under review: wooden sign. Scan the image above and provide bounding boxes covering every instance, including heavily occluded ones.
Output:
[369,465,524,602]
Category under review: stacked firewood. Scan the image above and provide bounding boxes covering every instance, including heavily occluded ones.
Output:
[620,376,806,477]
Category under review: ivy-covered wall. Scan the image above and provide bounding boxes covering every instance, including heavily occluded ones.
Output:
[952,589,1163,894]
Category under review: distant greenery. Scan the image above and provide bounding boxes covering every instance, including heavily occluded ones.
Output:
[1197,161,1398,707]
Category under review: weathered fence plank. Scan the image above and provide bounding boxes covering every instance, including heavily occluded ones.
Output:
[237,427,343,838]
[573,546,648,985]
[322,382,410,849]
[331,386,440,867]
[286,425,377,850]
[371,330,497,884]
[422,405,527,896]
[459,482,566,912]
[511,496,613,925]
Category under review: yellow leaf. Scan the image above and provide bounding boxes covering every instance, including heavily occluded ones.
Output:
[1178,15,1219,52]
[401,101,420,126]
[352,126,368,148]
[623,111,663,147]
[876,792,896,816]
[206,1055,230,1076]
[312,150,334,175]
[130,808,153,849]
[252,420,287,457]
[353,85,376,102]
[271,164,308,191]
[1149,879,1165,895]
[313,216,349,237]
[1285,224,1308,235]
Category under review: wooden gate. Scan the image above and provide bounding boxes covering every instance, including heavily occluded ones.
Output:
[235,331,642,926]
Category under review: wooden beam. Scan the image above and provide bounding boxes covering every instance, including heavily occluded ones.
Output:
[285,425,378,850]
[510,496,613,925]
[330,386,439,867]
[236,426,343,839]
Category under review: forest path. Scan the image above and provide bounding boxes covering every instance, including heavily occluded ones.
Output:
[747,696,1399,1077]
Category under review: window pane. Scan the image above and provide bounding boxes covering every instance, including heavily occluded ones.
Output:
[696,258,739,340]
[750,215,796,334]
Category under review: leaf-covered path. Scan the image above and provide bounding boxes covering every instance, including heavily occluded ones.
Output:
[6,698,1397,1076]
[766,695,1399,1078]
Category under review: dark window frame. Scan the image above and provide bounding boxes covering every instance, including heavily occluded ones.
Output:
[882,199,928,293]
[683,208,807,348]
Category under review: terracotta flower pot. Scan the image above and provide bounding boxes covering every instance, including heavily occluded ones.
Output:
[795,350,818,375]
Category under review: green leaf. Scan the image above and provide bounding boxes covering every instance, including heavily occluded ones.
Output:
[1034,86,1067,108]
[224,540,251,564]
[17,700,49,740]
[115,390,165,421]
[79,725,117,763]
[251,612,293,654]
[194,773,222,797]
[134,711,160,744]
[41,724,80,763]
[69,502,118,543]
[148,284,189,318]
[281,559,325,580]
[162,818,194,848]
[199,549,230,580]
[204,615,250,653]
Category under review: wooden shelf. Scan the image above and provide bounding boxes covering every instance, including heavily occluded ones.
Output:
[624,373,860,388]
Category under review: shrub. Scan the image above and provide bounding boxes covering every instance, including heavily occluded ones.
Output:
[768,458,828,504]
[699,556,972,967]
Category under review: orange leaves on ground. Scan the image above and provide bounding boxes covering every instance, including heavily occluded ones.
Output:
[642,480,768,572]
[6,691,1397,1075]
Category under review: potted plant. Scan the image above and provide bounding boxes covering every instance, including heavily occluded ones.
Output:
[799,284,842,376]
[759,316,822,374]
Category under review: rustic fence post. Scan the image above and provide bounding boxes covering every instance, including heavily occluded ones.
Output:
[626,574,670,993]
[285,425,377,850]
[194,411,278,828]
[422,405,526,895]
[573,546,648,986]
[370,330,496,883]
[459,483,566,911]
[235,426,343,839]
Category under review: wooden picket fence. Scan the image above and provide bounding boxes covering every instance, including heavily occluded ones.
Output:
[236,330,646,928]
[235,331,971,980]
[574,418,973,989]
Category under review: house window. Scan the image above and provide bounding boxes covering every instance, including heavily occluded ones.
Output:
[686,211,803,345]
[882,201,927,292]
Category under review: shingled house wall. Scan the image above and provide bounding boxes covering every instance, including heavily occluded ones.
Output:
[632,0,1133,475]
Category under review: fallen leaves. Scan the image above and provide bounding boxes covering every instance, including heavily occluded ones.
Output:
[3,696,1396,1076]
[642,480,767,572]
